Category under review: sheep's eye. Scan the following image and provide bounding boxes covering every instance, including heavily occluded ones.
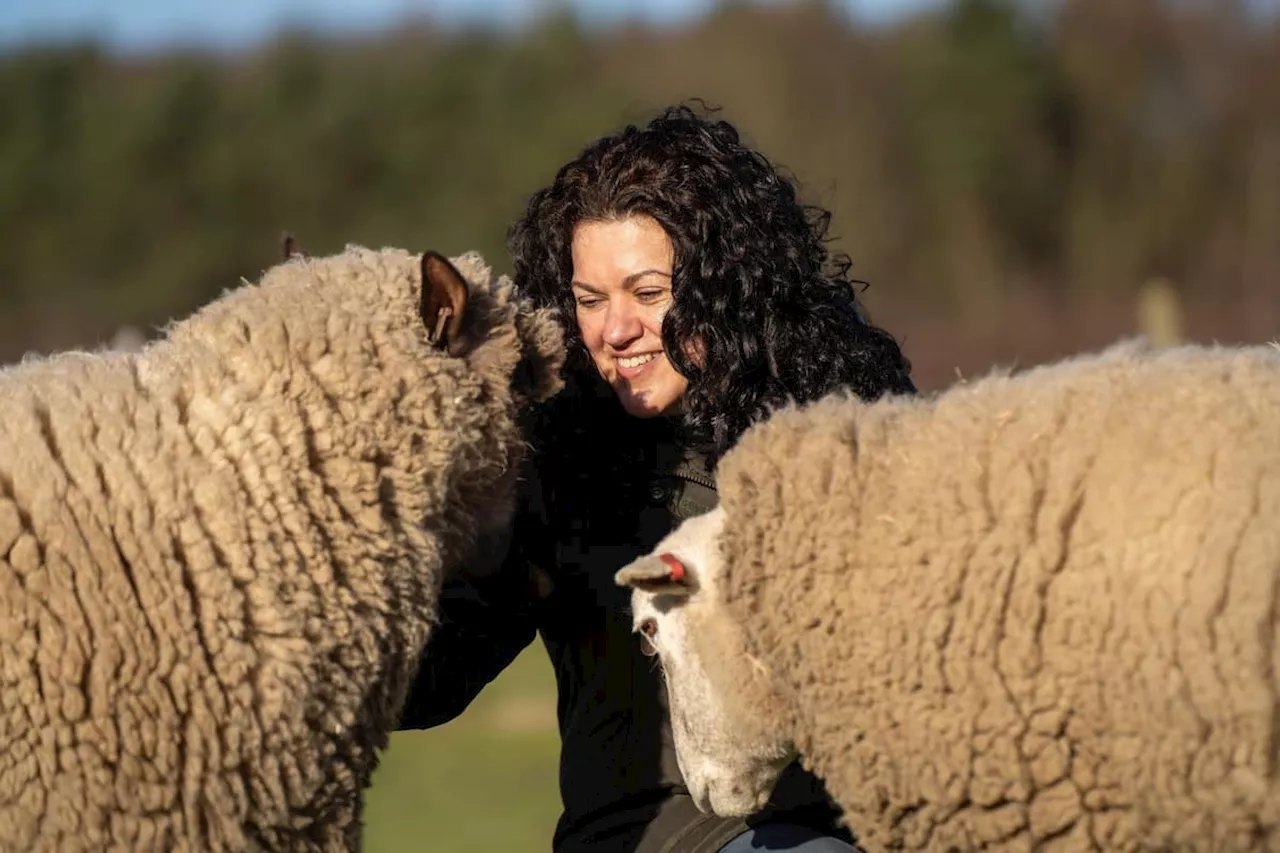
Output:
[638,618,658,657]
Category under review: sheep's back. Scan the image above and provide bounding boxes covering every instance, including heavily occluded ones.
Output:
[717,342,1280,852]
[0,352,218,850]
[1032,344,1280,850]
[0,345,422,852]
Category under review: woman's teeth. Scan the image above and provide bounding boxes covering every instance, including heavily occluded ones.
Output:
[619,353,658,369]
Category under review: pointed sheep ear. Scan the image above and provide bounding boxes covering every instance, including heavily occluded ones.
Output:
[615,553,693,596]
[420,250,469,352]
[281,231,304,261]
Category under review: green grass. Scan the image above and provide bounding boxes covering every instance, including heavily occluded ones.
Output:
[363,645,563,852]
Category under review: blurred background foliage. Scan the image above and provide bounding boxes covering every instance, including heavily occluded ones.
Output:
[3,0,1278,389]
[2,0,1279,848]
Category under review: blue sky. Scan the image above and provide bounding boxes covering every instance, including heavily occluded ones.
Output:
[0,0,945,54]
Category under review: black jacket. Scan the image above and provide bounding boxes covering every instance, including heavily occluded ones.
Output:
[398,380,854,853]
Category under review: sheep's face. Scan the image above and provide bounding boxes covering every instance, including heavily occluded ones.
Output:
[615,506,798,818]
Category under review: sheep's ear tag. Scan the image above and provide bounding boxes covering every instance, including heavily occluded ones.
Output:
[614,553,691,596]
[420,250,469,352]
[658,553,687,583]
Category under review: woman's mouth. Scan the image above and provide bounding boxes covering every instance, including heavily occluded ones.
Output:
[616,352,661,379]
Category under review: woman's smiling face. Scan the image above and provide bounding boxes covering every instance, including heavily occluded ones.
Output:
[570,214,689,418]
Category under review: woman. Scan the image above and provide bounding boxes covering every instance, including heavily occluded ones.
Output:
[398,103,916,853]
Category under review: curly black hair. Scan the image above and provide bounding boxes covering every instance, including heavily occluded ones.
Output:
[508,102,916,461]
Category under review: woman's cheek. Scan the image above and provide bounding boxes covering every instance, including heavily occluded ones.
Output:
[575,309,599,349]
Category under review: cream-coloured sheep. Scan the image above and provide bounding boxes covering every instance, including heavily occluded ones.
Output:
[617,339,1280,852]
[0,243,565,853]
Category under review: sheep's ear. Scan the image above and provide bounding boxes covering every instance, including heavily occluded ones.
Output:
[615,553,694,597]
[281,231,304,260]
[421,250,469,352]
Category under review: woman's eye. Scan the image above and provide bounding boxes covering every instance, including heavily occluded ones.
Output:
[575,297,602,309]
[636,290,667,304]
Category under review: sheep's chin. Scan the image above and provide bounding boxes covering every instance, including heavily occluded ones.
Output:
[682,754,789,818]
[687,773,773,818]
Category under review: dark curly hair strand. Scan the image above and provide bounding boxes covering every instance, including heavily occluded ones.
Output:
[508,102,915,462]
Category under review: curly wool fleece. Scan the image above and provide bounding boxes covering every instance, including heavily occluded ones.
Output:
[714,340,1280,852]
[0,244,564,853]
[620,339,1280,853]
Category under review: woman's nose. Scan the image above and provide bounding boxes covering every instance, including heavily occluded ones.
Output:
[603,299,644,348]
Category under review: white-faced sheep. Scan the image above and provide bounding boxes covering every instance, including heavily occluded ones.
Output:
[617,340,1280,852]
[0,243,565,853]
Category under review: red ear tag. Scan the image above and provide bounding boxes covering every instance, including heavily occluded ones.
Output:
[658,553,686,583]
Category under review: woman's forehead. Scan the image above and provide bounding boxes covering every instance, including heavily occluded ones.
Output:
[570,216,674,289]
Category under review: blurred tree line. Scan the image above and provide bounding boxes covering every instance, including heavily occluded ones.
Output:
[1,0,1277,386]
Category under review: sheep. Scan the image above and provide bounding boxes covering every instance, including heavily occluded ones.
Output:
[0,243,565,853]
[616,339,1280,852]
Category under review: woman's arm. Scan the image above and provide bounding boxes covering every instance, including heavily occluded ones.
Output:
[395,565,539,730]
[396,458,553,731]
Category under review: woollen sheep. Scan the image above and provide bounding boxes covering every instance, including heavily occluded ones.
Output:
[0,244,565,852]
[618,339,1280,852]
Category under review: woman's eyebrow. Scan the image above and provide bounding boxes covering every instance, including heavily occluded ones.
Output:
[571,269,672,291]
[624,269,672,288]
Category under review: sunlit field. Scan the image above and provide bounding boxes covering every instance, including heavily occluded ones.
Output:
[363,645,562,853]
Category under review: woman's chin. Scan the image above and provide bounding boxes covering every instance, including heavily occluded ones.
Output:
[613,384,684,419]
[617,394,668,418]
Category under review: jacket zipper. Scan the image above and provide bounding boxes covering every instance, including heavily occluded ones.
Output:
[671,463,717,491]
